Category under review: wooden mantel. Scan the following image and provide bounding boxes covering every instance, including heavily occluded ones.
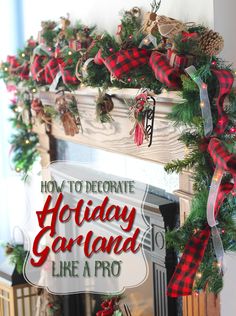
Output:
[38,88,184,164]
[33,88,219,316]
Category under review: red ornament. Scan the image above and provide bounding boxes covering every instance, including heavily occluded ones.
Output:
[229,127,236,133]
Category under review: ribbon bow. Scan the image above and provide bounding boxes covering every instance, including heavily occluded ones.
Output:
[94,48,151,79]
[167,137,236,297]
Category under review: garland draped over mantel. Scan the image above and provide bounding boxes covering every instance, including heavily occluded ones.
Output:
[1,0,236,298]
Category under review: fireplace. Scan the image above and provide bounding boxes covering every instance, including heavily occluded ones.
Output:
[34,88,220,316]
[51,139,180,316]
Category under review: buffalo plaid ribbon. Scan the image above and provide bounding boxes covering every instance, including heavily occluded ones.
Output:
[7,56,29,80]
[94,48,150,79]
[167,181,233,297]
[208,138,236,197]
[167,137,236,297]
[19,63,30,80]
[31,55,79,85]
[208,138,236,174]
[44,58,60,84]
[58,60,79,85]
[211,69,234,134]
[30,55,48,84]
[7,56,20,69]
[149,51,181,89]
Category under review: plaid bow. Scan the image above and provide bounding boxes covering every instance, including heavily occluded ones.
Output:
[31,55,48,84]
[94,48,150,79]
[149,51,181,89]
[44,58,61,84]
[211,69,234,134]
[167,181,233,297]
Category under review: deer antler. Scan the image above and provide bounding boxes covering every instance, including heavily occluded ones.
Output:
[150,0,161,13]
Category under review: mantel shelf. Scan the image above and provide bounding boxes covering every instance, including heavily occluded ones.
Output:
[35,88,185,165]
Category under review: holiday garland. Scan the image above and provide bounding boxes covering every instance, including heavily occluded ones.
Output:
[1,0,236,298]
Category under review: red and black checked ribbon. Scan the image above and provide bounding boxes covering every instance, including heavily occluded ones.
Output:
[44,57,61,84]
[58,59,79,85]
[7,55,30,80]
[94,48,151,79]
[31,55,48,84]
[149,51,181,89]
[208,138,236,174]
[167,137,236,297]
[167,182,233,297]
[94,49,183,88]
[7,55,20,69]
[208,138,236,195]
[211,69,234,135]
[31,55,79,85]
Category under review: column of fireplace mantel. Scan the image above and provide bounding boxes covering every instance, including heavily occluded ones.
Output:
[33,88,218,316]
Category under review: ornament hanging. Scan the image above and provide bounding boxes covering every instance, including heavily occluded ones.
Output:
[55,93,81,136]
[95,88,114,123]
[128,90,156,147]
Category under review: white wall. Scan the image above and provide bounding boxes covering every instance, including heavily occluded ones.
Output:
[22,0,214,38]
[214,0,236,67]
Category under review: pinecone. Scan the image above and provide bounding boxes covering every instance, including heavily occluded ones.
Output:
[200,29,224,56]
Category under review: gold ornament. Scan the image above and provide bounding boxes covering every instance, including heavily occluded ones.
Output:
[199,29,224,56]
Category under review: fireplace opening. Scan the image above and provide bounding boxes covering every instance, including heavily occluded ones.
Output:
[51,138,181,316]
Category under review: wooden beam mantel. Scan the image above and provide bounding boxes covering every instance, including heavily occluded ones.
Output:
[37,88,184,165]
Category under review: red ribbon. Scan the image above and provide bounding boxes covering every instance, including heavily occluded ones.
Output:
[31,55,48,83]
[94,48,151,79]
[149,51,181,89]
[211,69,234,134]
[167,182,233,297]
[167,137,236,297]
[30,54,79,85]
[7,55,30,80]
[96,300,115,316]
[182,31,198,42]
